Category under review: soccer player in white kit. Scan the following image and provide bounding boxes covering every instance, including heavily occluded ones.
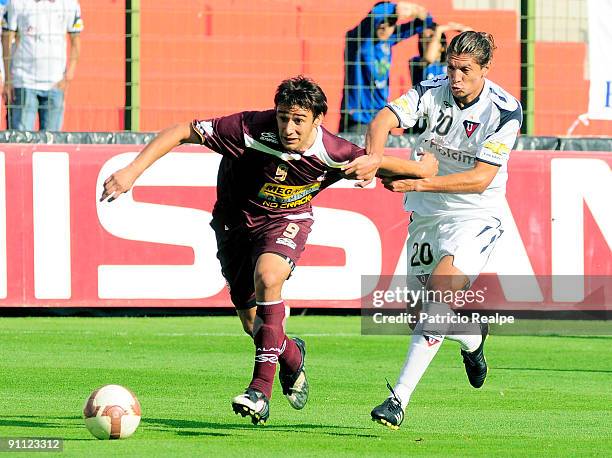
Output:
[367,31,522,429]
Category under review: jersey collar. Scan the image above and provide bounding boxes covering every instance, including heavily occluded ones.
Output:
[452,79,489,110]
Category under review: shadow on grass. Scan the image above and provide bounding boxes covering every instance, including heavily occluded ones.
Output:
[0,416,229,438]
[144,418,378,438]
[143,418,378,437]
[0,415,80,429]
[0,416,377,438]
[495,367,612,374]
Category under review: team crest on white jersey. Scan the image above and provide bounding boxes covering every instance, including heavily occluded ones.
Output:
[260,132,279,143]
[463,120,480,138]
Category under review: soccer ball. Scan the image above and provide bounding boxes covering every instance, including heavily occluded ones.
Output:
[83,384,141,440]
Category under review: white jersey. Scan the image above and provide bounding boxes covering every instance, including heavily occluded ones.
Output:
[387,76,522,216]
[2,0,83,90]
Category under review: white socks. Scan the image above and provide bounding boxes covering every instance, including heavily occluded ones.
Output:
[445,331,481,352]
[392,301,482,409]
[393,323,444,409]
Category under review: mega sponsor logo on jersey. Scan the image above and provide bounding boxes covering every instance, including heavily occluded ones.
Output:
[258,182,321,208]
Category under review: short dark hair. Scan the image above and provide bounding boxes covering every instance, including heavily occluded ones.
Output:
[447,31,496,67]
[274,75,328,118]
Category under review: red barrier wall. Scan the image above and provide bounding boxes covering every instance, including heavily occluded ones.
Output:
[0,145,609,308]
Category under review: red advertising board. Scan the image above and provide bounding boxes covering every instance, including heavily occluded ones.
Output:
[0,145,610,308]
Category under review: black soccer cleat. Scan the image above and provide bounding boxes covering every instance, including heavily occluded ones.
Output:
[279,337,309,410]
[461,321,490,388]
[371,381,404,430]
[231,388,270,425]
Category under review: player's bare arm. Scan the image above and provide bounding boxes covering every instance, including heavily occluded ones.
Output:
[377,153,438,178]
[382,160,498,193]
[2,30,16,104]
[100,122,199,202]
[341,107,399,186]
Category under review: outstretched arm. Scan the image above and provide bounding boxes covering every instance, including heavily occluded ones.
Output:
[2,30,15,105]
[382,160,499,194]
[377,152,438,178]
[341,107,399,187]
[100,122,200,202]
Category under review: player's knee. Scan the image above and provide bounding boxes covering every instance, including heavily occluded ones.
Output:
[254,269,285,292]
[428,274,467,293]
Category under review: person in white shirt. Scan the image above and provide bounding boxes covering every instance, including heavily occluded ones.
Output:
[365,31,522,430]
[0,0,7,125]
[2,0,83,131]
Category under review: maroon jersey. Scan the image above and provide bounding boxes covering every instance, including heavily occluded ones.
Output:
[192,110,365,228]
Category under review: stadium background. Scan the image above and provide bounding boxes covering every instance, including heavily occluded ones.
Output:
[0,2,610,455]
[1,0,609,136]
[0,0,610,310]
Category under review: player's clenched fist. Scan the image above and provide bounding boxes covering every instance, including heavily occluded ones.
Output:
[417,152,438,177]
[381,177,419,193]
[99,166,139,202]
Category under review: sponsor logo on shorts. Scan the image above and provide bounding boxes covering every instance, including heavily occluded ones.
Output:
[276,237,297,249]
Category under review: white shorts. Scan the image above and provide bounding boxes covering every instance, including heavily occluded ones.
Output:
[406,212,503,287]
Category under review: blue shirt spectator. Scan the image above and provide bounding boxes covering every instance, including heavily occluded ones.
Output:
[339,2,432,133]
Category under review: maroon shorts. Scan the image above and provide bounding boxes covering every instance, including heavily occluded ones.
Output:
[211,216,313,310]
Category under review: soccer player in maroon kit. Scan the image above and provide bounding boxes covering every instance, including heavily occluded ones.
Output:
[100,76,435,425]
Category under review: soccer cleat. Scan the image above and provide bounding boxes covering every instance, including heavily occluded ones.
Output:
[231,388,270,425]
[279,337,309,410]
[461,321,490,388]
[371,381,404,430]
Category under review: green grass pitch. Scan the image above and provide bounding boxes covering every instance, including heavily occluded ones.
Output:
[0,316,610,457]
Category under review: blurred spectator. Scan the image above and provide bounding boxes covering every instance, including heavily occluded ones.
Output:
[340,1,432,133]
[2,0,83,131]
